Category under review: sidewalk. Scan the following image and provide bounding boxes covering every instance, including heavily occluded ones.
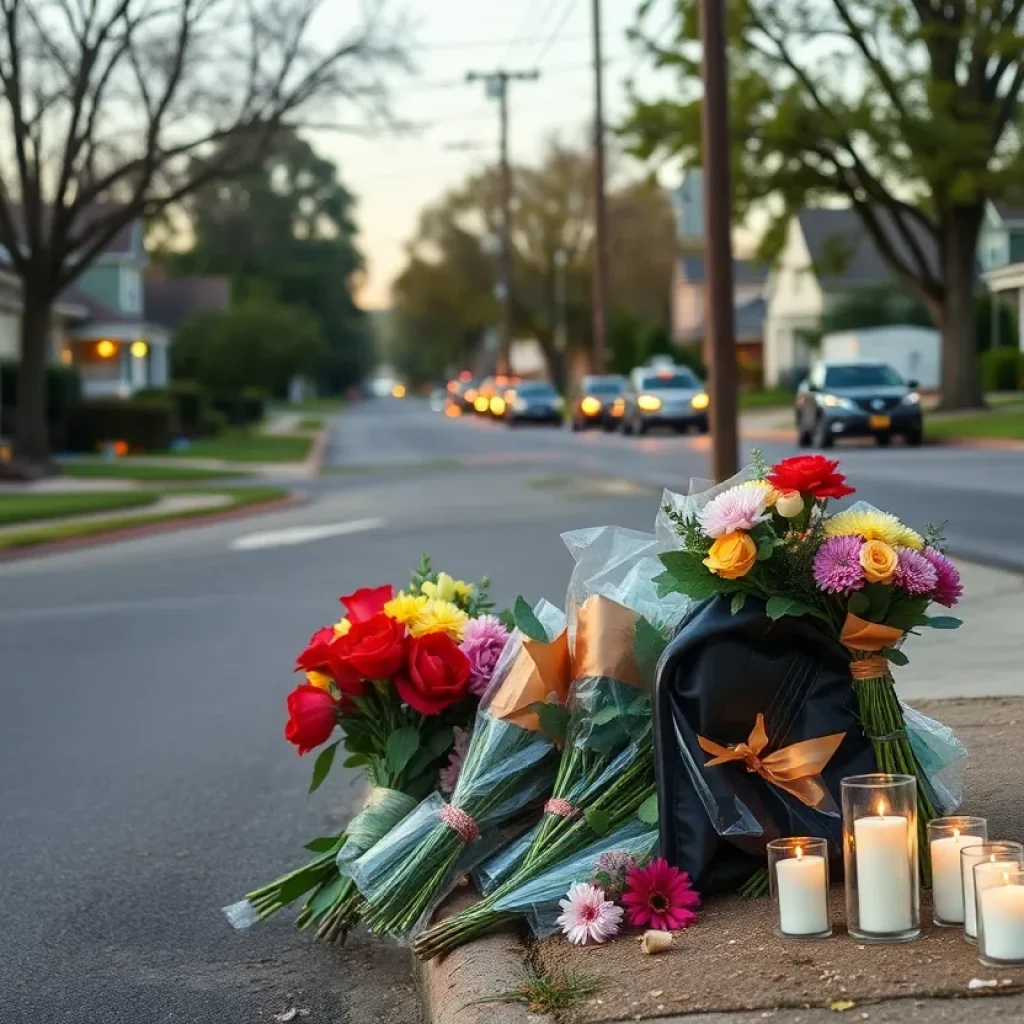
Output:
[419,558,1024,1024]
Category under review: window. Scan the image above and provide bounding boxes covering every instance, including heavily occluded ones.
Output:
[120,267,141,314]
[824,364,905,388]
[641,371,700,390]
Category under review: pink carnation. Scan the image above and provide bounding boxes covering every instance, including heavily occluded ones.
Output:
[459,615,510,695]
[923,548,963,607]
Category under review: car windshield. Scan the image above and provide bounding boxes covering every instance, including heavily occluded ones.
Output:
[583,377,625,395]
[824,365,904,388]
[641,371,699,390]
[516,383,557,398]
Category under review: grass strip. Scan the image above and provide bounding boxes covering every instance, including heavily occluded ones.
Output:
[927,406,1024,441]
[59,462,251,482]
[0,489,159,526]
[166,429,313,462]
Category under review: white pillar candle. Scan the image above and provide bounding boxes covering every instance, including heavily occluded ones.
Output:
[854,812,912,933]
[776,848,828,936]
[931,830,975,923]
[980,881,1024,961]
[967,859,1021,938]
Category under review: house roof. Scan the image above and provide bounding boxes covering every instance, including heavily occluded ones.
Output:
[680,295,766,344]
[992,197,1024,224]
[144,276,230,331]
[679,254,769,286]
[59,281,138,325]
[795,207,938,291]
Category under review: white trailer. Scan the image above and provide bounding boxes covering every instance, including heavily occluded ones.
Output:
[821,325,940,389]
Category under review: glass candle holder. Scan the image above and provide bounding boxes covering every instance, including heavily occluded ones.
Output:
[842,773,919,942]
[977,865,1024,967]
[962,841,1024,942]
[768,838,831,939]
[927,817,988,926]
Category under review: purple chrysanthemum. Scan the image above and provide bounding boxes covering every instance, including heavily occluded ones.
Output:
[813,535,866,593]
[459,615,511,695]
[895,547,939,595]
[923,548,963,607]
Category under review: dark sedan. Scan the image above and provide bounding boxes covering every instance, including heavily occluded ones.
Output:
[796,362,923,447]
[504,381,564,426]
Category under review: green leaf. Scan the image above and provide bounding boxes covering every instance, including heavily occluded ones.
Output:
[529,700,569,743]
[657,550,739,601]
[921,614,963,630]
[513,596,548,642]
[756,539,774,561]
[497,608,515,632]
[592,704,620,726]
[385,726,421,777]
[765,596,811,620]
[848,591,870,616]
[427,726,455,758]
[863,581,892,620]
[883,596,929,633]
[585,807,611,836]
[342,753,368,768]
[637,793,659,825]
[306,873,349,915]
[730,591,747,615]
[881,647,909,666]
[633,616,667,682]
[309,740,339,794]
[303,835,341,853]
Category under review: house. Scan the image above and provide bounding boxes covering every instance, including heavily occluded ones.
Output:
[762,208,938,386]
[980,200,1024,350]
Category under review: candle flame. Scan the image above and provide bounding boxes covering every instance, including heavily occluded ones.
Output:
[795,845,803,861]
[991,853,997,863]
[1004,871,1011,885]
[953,827,961,839]
[876,799,887,817]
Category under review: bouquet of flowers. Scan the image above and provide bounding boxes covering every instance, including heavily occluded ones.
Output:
[224,559,511,942]
[653,452,963,880]
[345,600,572,937]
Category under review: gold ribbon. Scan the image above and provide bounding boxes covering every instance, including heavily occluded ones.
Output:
[840,613,903,681]
[572,594,644,689]
[488,629,571,732]
[697,713,845,811]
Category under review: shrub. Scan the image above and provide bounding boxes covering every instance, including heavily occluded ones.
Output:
[0,361,82,423]
[979,347,1024,392]
[169,381,209,433]
[199,407,228,437]
[66,398,175,452]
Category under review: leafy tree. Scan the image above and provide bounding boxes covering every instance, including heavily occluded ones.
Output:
[0,0,399,471]
[626,0,1024,409]
[172,301,323,395]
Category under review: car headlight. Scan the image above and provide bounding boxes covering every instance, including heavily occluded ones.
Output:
[691,392,710,411]
[637,394,662,412]
[473,395,489,413]
[822,394,856,410]
[513,398,528,412]
[902,392,921,405]
[489,395,506,415]
[580,396,602,416]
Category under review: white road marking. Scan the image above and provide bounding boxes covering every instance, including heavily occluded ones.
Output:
[229,517,385,551]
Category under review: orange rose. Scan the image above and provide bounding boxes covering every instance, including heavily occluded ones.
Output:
[703,531,758,580]
[859,539,897,583]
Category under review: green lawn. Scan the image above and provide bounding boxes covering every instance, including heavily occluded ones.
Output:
[59,461,251,482]
[167,429,313,462]
[927,404,1024,441]
[0,486,288,551]
[297,417,324,430]
[283,396,347,413]
[739,388,793,410]
[0,490,159,526]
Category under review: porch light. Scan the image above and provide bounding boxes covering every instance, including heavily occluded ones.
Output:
[96,339,117,358]
[130,340,148,358]
[59,348,73,365]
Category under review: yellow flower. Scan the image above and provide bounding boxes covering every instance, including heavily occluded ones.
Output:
[409,599,469,640]
[306,670,333,691]
[383,592,430,625]
[825,508,924,550]
[859,539,898,583]
[703,531,758,580]
[421,572,474,605]
[333,617,351,637]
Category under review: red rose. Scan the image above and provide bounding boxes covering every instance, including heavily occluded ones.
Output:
[339,585,393,623]
[343,612,407,679]
[396,632,471,715]
[285,683,340,755]
[295,626,336,673]
[296,626,367,698]
[767,455,854,500]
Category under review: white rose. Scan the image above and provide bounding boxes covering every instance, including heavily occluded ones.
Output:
[775,490,805,518]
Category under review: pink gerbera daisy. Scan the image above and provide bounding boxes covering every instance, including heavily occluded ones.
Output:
[622,858,700,931]
[555,883,623,945]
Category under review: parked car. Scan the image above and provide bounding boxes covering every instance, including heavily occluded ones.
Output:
[451,378,480,412]
[504,380,564,426]
[795,361,923,448]
[619,366,709,435]
[570,374,627,431]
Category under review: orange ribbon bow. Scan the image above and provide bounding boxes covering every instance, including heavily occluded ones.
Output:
[697,714,846,811]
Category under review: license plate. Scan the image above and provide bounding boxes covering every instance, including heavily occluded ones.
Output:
[869,414,891,430]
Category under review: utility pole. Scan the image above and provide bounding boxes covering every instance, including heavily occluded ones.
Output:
[590,0,608,374]
[555,248,569,355]
[466,69,539,376]
[699,0,738,480]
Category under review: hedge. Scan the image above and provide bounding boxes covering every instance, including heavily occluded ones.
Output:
[979,347,1024,392]
[66,398,176,452]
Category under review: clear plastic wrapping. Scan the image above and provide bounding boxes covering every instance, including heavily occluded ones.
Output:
[902,702,967,815]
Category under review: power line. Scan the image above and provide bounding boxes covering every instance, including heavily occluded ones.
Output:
[412,31,591,53]
[533,0,581,65]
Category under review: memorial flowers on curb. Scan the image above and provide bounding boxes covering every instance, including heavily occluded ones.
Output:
[556,883,624,945]
[621,858,700,932]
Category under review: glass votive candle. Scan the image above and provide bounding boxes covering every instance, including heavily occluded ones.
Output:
[768,838,831,939]
[963,842,1024,942]
[977,865,1024,967]
[842,773,919,942]
[927,817,988,925]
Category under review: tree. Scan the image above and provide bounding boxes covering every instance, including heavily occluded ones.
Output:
[162,131,372,392]
[0,0,400,471]
[626,0,1024,409]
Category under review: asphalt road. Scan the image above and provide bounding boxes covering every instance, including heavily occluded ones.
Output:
[1,398,1021,1024]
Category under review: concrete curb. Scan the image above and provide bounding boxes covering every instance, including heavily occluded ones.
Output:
[304,427,329,477]
[0,492,305,561]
